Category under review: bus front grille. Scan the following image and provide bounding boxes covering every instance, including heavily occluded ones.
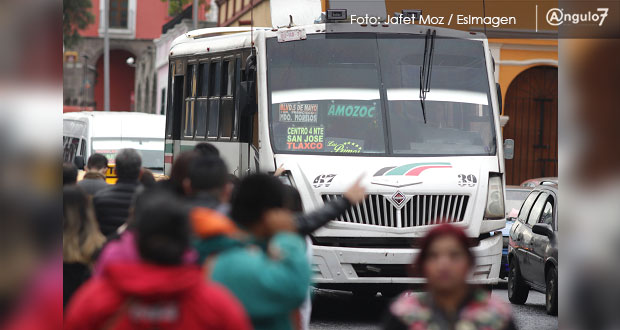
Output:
[321,194,468,228]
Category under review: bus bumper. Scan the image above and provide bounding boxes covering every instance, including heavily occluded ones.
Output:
[311,232,502,285]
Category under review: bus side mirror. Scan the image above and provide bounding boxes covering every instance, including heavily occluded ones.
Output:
[504,139,514,160]
[74,155,85,170]
[496,83,502,113]
[239,55,257,116]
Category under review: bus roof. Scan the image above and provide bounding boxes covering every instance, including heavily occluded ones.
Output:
[170,23,487,58]
[63,111,165,139]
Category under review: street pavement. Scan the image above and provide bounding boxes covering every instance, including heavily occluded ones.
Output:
[309,284,558,330]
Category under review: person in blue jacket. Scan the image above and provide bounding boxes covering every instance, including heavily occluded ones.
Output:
[203,174,310,330]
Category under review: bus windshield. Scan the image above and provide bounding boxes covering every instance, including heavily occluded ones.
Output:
[267,33,496,156]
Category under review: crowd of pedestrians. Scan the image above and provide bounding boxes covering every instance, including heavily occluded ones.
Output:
[63,145,516,330]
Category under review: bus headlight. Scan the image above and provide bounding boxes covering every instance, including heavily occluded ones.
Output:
[484,175,505,219]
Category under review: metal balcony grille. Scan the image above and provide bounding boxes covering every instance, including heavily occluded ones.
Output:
[322,194,468,228]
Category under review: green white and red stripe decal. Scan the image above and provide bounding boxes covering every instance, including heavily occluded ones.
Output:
[374,162,452,177]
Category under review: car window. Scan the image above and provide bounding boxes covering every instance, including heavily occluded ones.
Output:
[517,191,540,223]
[63,136,80,162]
[527,192,549,226]
[506,189,531,201]
[505,189,530,219]
[539,197,554,227]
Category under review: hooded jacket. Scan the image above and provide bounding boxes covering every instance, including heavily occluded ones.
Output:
[190,208,310,330]
[64,263,251,330]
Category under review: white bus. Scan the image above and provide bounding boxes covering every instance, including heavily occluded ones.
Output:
[63,111,165,175]
[164,21,512,293]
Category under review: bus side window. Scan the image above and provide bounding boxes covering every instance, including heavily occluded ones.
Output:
[160,87,166,115]
[239,50,255,144]
[207,60,221,138]
[252,111,259,150]
[167,61,185,140]
[62,137,70,161]
[165,63,173,138]
[208,61,220,97]
[183,64,197,138]
[80,139,86,157]
[195,61,209,138]
[219,58,235,140]
[63,137,80,162]
[231,56,241,140]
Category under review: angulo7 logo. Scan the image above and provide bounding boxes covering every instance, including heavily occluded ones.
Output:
[546,7,609,27]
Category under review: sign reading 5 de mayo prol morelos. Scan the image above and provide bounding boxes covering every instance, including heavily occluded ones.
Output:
[279,103,318,123]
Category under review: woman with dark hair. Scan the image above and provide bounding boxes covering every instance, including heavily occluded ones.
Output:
[63,186,106,307]
[384,224,517,330]
[154,150,198,196]
[138,167,156,188]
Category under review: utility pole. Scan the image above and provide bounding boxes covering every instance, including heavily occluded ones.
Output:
[104,0,110,111]
[193,0,198,29]
[81,54,89,111]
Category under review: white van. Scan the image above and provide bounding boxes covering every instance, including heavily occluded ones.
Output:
[63,111,165,175]
[164,22,512,293]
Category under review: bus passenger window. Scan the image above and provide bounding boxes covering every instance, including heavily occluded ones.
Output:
[184,64,197,138]
[165,63,174,138]
[207,60,221,138]
[169,73,184,140]
[231,56,241,139]
[195,100,208,138]
[80,139,86,156]
[219,59,235,139]
[208,99,219,138]
[198,62,209,97]
[184,100,194,137]
[222,60,234,96]
[208,61,220,97]
[160,88,166,115]
[63,137,80,162]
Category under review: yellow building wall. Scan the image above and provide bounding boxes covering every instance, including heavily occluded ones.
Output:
[492,39,558,114]
[228,1,272,27]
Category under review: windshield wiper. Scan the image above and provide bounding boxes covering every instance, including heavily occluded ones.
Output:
[419,29,436,124]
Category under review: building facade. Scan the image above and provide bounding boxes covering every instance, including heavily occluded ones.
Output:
[63,0,211,113]
[216,0,271,27]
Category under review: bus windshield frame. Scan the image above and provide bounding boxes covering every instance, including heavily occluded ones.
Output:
[266,32,497,157]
